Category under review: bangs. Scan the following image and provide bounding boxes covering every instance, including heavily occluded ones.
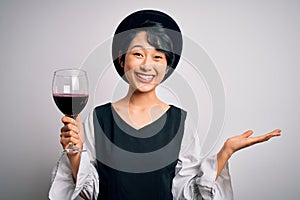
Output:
[145,26,175,67]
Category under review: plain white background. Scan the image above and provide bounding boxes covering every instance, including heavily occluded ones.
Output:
[0,0,299,199]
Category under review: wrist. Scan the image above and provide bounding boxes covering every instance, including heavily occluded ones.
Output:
[67,152,81,182]
[219,142,234,160]
[67,151,81,160]
[216,142,233,180]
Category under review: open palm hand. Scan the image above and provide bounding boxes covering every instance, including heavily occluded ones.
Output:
[224,129,282,156]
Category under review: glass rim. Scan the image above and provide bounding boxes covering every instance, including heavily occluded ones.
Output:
[53,68,88,77]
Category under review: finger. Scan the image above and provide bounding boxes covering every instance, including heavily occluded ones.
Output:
[264,130,281,141]
[60,137,81,148]
[60,131,80,139]
[61,116,76,125]
[270,129,282,136]
[250,130,281,144]
[60,131,81,142]
[261,129,282,140]
[60,123,80,134]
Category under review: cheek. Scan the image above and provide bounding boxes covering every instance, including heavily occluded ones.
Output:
[124,56,141,72]
[157,63,168,73]
[153,67,168,81]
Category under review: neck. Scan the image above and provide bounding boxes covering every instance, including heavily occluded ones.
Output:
[112,86,170,129]
[124,87,160,109]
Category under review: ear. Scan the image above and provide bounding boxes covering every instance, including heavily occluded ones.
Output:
[165,66,170,74]
[118,50,124,68]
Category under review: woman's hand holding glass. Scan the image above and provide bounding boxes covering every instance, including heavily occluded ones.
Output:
[59,116,85,181]
[60,116,85,154]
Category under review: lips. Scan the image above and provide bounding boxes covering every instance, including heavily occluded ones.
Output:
[135,72,155,82]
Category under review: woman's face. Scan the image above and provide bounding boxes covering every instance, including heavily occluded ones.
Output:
[122,31,168,93]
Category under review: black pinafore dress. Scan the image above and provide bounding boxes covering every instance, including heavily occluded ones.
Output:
[93,103,186,200]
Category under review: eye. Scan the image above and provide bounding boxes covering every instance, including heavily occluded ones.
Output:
[154,52,166,61]
[131,49,144,58]
[133,52,143,57]
[154,55,163,59]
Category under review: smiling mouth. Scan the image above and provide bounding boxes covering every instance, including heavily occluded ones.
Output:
[135,72,155,82]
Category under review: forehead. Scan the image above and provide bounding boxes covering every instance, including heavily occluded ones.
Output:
[128,31,154,49]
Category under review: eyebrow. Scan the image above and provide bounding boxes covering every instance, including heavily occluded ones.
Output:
[129,45,145,51]
[129,45,164,53]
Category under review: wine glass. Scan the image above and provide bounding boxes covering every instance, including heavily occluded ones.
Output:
[52,69,89,153]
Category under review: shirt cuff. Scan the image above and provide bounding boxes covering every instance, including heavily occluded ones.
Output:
[72,151,95,199]
[49,152,98,200]
[49,154,75,199]
[196,154,233,200]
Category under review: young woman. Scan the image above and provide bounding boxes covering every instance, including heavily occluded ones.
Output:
[49,10,281,200]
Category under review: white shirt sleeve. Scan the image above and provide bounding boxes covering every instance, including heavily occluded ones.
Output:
[49,110,233,200]
[172,115,233,200]
[49,111,99,200]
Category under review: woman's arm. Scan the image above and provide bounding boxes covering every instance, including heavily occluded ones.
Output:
[49,111,99,200]
[60,116,85,181]
[172,113,281,199]
[172,118,234,200]
[216,129,281,179]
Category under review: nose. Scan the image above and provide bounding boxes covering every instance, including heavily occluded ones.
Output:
[139,55,154,71]
[139,64,152,72]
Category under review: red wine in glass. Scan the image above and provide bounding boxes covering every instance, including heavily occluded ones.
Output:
[52,69,89,153]
[53,93,89,119]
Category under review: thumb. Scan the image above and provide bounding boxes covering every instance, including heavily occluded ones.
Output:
[241,130,254,138]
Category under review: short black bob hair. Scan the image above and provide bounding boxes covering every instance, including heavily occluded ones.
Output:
[112,9,183,81]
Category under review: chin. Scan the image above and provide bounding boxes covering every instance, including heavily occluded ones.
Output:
[134,84,157,93]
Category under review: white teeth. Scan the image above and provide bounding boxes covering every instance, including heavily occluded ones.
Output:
[136,73,154,80]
